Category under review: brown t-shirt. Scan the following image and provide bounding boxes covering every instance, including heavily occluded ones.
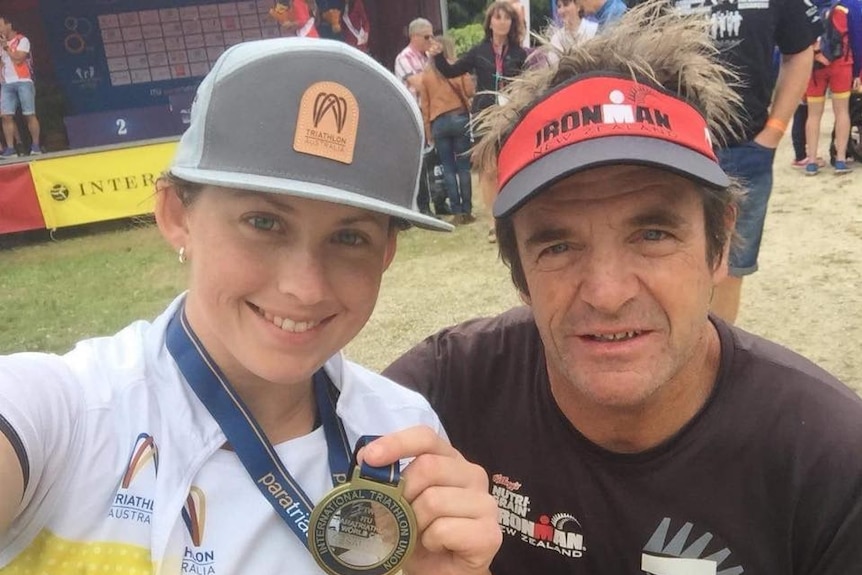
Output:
[384,307,862,575]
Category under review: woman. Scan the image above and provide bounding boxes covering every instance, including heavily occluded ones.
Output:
[0,39,501,574]
[548,0,598,64]
[419,36,476,225]
[432,0,527,242]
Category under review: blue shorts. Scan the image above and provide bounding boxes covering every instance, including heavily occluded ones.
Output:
[716,141,776,277]
[0,81,36,116]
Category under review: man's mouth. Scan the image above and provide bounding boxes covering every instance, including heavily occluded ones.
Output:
[586,331,642,342]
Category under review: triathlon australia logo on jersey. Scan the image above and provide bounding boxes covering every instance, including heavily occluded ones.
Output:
[183,486,217,575]
[491,474,587,558]
[108,432,158,524]
[641,517,744,575]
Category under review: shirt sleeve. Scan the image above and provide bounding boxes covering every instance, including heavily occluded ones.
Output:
[775,0,821,54]
[0,354,83,527]
[434,45,477,79]
[15,37,30,54]
[394,54,410,82]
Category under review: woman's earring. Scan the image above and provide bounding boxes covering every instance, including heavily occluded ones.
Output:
[178,246,187,264]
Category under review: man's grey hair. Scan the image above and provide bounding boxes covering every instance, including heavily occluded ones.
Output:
[408,18,433,36]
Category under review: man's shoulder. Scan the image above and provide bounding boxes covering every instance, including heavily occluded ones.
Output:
[719,320,862,423]
[428,306,538,347]
[394,45,416,65]
[383,307,540,382]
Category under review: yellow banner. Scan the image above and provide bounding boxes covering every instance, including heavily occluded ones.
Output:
[30,141,177,229]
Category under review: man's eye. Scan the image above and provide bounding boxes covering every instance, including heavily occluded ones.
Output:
[642,229,669,242]
[334,230,366,246]
[246,215,279,231]
[540,243,569,257]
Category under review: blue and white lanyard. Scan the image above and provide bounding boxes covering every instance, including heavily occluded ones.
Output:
[165,307,398,547]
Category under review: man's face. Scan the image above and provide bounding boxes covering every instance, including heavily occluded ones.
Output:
[513,164,728,411]
[411,27,433,50]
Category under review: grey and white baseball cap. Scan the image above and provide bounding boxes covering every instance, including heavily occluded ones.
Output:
[170,37,451,231]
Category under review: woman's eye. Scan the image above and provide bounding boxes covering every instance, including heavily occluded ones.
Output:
[334,230,366,246]
[246,215,280,231]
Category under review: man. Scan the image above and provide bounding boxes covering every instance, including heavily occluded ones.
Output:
[576,0,626,29]
[671,0,819,324]
[384,4,862,575]
[394,17,450,217]
[0,15,41,157]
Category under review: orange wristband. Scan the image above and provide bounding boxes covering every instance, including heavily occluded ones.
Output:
[765,117,787,133]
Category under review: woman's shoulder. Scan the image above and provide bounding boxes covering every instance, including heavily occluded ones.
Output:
[37,296,185,403]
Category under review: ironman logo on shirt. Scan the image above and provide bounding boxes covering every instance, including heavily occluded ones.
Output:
[491,473,587,558]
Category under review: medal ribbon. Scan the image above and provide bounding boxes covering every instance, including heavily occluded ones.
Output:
[165,306,400,548]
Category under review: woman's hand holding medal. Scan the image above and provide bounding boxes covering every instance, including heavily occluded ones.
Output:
[359,426,502,575]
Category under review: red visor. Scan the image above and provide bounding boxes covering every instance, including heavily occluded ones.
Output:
[494,75,726,216]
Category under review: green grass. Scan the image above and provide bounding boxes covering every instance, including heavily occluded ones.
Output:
[0,224,185,354]
[0,217,522,371]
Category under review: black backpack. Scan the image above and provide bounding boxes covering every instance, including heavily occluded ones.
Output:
[818,0,846,64]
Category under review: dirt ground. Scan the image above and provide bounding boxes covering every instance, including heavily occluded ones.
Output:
[733,103,862,393]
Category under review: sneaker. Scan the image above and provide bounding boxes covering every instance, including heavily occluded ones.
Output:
[804,163,819,176]
[0,147,16,158]
[462,213,476,224]
[792,156,826,168]
[834,160,852,174]
[30,144,43,155]
[451,214,466,225]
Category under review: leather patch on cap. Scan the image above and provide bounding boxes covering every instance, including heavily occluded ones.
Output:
[293,81,359,164]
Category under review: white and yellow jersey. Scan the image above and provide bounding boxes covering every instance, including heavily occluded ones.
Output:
[0,295,442,575]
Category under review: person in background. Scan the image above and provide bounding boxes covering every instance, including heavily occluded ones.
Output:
[384,5,862,575]
[673,0,819,324]
[0,38,501,575]
[547,0,599,65]
[0,14,41,157]
[431,1,527,242]
[575,0,627,30]
[395,17,451,218]
[789,99,826,168]
[419,35,476,225]
[803,0,862,175]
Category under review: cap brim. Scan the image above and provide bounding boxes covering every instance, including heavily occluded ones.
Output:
[171,167,454,232]
[494,136,730,218]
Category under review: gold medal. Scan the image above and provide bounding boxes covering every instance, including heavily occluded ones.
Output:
[309,466,417,575]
